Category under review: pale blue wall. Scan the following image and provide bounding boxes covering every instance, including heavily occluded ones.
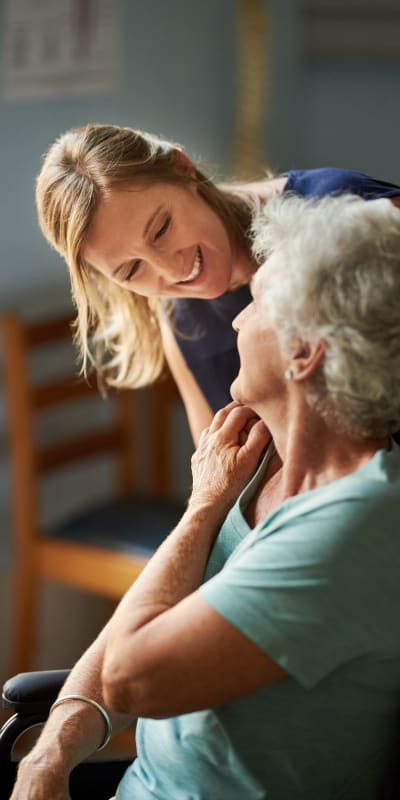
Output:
[0,0,237,302]
[267,0,400,180]
[1,0,400,303]
[300,64,400,180]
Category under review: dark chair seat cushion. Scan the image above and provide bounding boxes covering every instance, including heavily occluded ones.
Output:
[50,494,186,557]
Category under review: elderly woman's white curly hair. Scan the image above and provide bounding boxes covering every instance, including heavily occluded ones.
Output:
[251,193,400,438]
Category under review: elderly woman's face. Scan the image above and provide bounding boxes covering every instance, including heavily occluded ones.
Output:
[82,183,237,299]
[230,266,286,409]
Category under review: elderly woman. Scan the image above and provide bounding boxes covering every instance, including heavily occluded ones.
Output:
[11,194,400,799]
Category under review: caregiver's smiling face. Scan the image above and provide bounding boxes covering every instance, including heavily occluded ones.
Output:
[82,182,237,299]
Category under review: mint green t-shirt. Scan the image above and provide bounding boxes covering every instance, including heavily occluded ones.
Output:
[117,444,400,799]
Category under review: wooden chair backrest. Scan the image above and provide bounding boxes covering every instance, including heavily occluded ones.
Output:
[1,311,180,550]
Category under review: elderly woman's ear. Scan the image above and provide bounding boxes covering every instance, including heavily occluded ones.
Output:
[289,340,326,382]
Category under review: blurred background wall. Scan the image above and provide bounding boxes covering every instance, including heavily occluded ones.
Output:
[1,0,399,683]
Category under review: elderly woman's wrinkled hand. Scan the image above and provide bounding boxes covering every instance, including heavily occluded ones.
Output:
[189,402,271,514]
[10,756,71,800]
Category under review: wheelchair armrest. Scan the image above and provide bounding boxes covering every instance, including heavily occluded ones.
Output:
[2,670,70,717]
[1,670,132,799]
[0,670,70,796]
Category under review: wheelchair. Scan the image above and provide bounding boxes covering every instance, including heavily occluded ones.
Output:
[0,670,132,800]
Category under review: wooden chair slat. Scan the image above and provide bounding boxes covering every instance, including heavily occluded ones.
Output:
[37,428,122,472]
[25,315,74,346]
[32,376,96,410]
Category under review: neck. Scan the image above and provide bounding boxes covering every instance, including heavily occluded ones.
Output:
[222,175,288,205]
[258,400,390,501]
[219,179,288,291]
[216,185,256,290]
[229,254,255,290]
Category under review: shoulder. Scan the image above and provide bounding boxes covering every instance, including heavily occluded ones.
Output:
[228,446,400,568]
[284,168,400,200]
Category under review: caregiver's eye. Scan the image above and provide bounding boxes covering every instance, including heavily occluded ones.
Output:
[154,216,171,240]
[126,260,142,281]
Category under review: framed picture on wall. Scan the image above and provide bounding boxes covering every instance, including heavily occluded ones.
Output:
[2,0,121,101]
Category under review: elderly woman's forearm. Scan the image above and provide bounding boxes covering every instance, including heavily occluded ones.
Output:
[15,625,134,785]
[101,503,221,706]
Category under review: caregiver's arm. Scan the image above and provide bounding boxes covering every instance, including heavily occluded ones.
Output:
[161,319,213,445]
[102,404,284,718]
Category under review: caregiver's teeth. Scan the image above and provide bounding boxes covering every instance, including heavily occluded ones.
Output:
[181,248,202,282]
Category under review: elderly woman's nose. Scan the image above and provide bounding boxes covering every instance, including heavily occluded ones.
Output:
[232,304,250,331]
[232,311,241,332]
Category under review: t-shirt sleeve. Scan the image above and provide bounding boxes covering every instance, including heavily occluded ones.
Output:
[285,168,400,200]
[200,499,392,689]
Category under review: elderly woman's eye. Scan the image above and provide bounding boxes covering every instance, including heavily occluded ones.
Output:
[155,216,171,240]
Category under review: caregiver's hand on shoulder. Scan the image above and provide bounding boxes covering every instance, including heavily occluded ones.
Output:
[189,402,271,513]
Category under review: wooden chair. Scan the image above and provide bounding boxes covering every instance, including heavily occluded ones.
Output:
[1,311,187,675]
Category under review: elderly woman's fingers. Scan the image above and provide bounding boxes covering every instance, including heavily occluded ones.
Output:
[200,404,271,465]
[190,412,271,514]
[245,419,271,451]
[238,416,268,447]
[219,404,265,442]
[207,401,242,432]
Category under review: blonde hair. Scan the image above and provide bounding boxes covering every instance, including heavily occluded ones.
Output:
[36,124,253,388]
